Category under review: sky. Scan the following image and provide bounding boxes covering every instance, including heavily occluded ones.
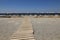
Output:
[0,0,60,13]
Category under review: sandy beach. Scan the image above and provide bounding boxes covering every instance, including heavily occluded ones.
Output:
[0,16,60,40]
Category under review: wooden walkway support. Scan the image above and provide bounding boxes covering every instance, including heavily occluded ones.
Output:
[10,16,35,40]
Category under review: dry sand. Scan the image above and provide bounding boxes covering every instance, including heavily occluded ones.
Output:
[0,16,60,40]
[31,18,60,40]
[0,18,23,40]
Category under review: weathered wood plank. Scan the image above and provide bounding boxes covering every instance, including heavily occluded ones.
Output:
[10,16,35,40]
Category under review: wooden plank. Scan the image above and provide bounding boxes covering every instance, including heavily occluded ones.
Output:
[10,16,35,40]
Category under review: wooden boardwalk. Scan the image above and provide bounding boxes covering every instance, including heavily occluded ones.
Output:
[10,16,35,40]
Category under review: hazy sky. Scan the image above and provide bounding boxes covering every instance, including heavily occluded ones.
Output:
[0,0,60,13]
